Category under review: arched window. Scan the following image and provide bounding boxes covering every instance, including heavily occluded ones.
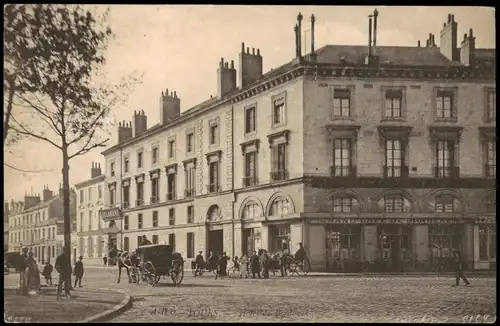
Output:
[270,197,290,216]
[242,201,261,219]
[207,205,221,221]
[383,194,411,213]
[332,195,359,213]
[484,192,496,213]
[434,194,460,212]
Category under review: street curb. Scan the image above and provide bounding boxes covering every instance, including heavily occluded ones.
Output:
[304,272,496,278]
[78,288,132,323]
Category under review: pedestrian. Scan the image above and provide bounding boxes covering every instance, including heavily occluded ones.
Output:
[18,251,28,295]
[250,250,261,278]
[42,261,53,286]
[239,254,249,278]
[453,250,470,287]
[55,247,72,299]
[74,256,84,288]
[195,251,204,277]
[103,255,108,267]
[280,248,289,277]
[25,252,41,294]
[217,252,229,279]
[261,250,270,279]
[207,249,215,272]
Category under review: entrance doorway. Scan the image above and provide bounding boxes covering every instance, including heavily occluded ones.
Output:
[208,230,224,257]
[378,225,412,271]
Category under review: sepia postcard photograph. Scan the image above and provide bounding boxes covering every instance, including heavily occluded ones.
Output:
[3,4,496,323]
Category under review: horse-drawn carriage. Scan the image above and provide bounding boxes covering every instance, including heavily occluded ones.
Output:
[131,244,185,286]
[269,252,311,276]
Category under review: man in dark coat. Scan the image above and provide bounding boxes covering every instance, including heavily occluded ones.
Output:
[194,251,205,277]
[141,235,152,246]
[42,261,53,286]
[453,250,470,286]
[295,242,306,261]
[250,250,261,278]
[261,250,270,279]
[216,252,229,280]
[280,248,289,277]
[73,256,84,288]
[55,247,72,298]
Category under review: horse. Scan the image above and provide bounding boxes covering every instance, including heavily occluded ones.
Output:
[116,250,140,284]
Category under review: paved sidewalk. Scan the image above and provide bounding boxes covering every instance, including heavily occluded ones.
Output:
[4,273,130,323]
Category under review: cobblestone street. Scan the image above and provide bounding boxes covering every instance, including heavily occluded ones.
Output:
[64,267,496,323]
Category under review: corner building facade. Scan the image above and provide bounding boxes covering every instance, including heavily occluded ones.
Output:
[100,11,495,271]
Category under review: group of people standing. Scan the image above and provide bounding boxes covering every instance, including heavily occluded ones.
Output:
[194,242,307,280]
[17,247,85,299]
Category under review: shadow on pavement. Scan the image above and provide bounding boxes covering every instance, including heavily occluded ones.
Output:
[152,283,226,288]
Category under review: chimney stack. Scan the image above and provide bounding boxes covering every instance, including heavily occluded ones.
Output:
[368,15,373,58]
[118,120,132,143]
[460,28,476,66]
[133,110,148,136]
[373,9,379,49]
[439,13,459,61]
[217,57,237,98]
[294,24,299,58]
[91,161,102,178]
[42,185,53,202]
[297,12,303,57]
[239,42,263,88]
[160,88,181,125]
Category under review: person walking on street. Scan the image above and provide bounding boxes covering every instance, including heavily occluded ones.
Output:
[261,250,270,279]
[19,252,28,295]
[250,250,261,278]
[280,248,289,277]
[42,261,53,286]
[74,256,84,288]
[239,254,249,278]
[55,246,72,299]
[103,256,108,267]
[194,251,204,277]
[453,250,470,287]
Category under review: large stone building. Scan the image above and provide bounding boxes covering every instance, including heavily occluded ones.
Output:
[99,11,495,271]
[4,203,10,253]
[7,186,78,263]
[75,163,107,265]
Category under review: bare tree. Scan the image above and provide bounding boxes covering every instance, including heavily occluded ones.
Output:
[6,4,142,254]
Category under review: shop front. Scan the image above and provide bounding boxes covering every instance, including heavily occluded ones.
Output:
[308,217,472,272]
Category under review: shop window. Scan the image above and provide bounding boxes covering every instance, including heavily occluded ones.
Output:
[479,225,488,261]
[429,225,461,258]
[326,226,361,261]
[378,225,412,260]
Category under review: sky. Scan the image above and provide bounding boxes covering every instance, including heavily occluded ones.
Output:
[3,5,495,203]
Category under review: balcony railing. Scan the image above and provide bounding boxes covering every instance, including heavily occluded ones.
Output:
[485,164,496,177]
[435,166,460,178]
[242,176,258,187]
[185,189,195,198]
[206,183,220,194]
[383,165,409,178]
[329,166,356,177]
[136,199,144,207]
[166,191,177,201]
[270,170,289,182]
[150,196,158,204]
[122,201,130,209]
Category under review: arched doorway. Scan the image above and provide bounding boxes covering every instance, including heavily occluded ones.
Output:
[206,205,224,257]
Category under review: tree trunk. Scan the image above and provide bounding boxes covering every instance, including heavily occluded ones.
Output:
[3,78,16,145]
[62,145,71,263]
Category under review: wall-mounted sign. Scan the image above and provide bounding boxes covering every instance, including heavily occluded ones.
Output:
[309,218,467,225]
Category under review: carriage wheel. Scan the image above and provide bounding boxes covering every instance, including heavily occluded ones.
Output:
[170,260,184,286]
[228,266,239,278]
[295,259,310,276]
[143,261,157,286]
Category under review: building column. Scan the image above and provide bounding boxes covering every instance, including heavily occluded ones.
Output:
[258,225,268,251]
[463,223,474,270]
[307,224,326,271]
[363,225,377,262]
[414,225,429,262]
[290,222,304,253]
[233,224,242,257]
[223,223,233,257]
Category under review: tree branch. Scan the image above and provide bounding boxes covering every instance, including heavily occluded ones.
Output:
[67,106,107,146]
[4,162,54,173]
[9,115,62,149]
[68,137,109,160]
[13,93,62,137]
